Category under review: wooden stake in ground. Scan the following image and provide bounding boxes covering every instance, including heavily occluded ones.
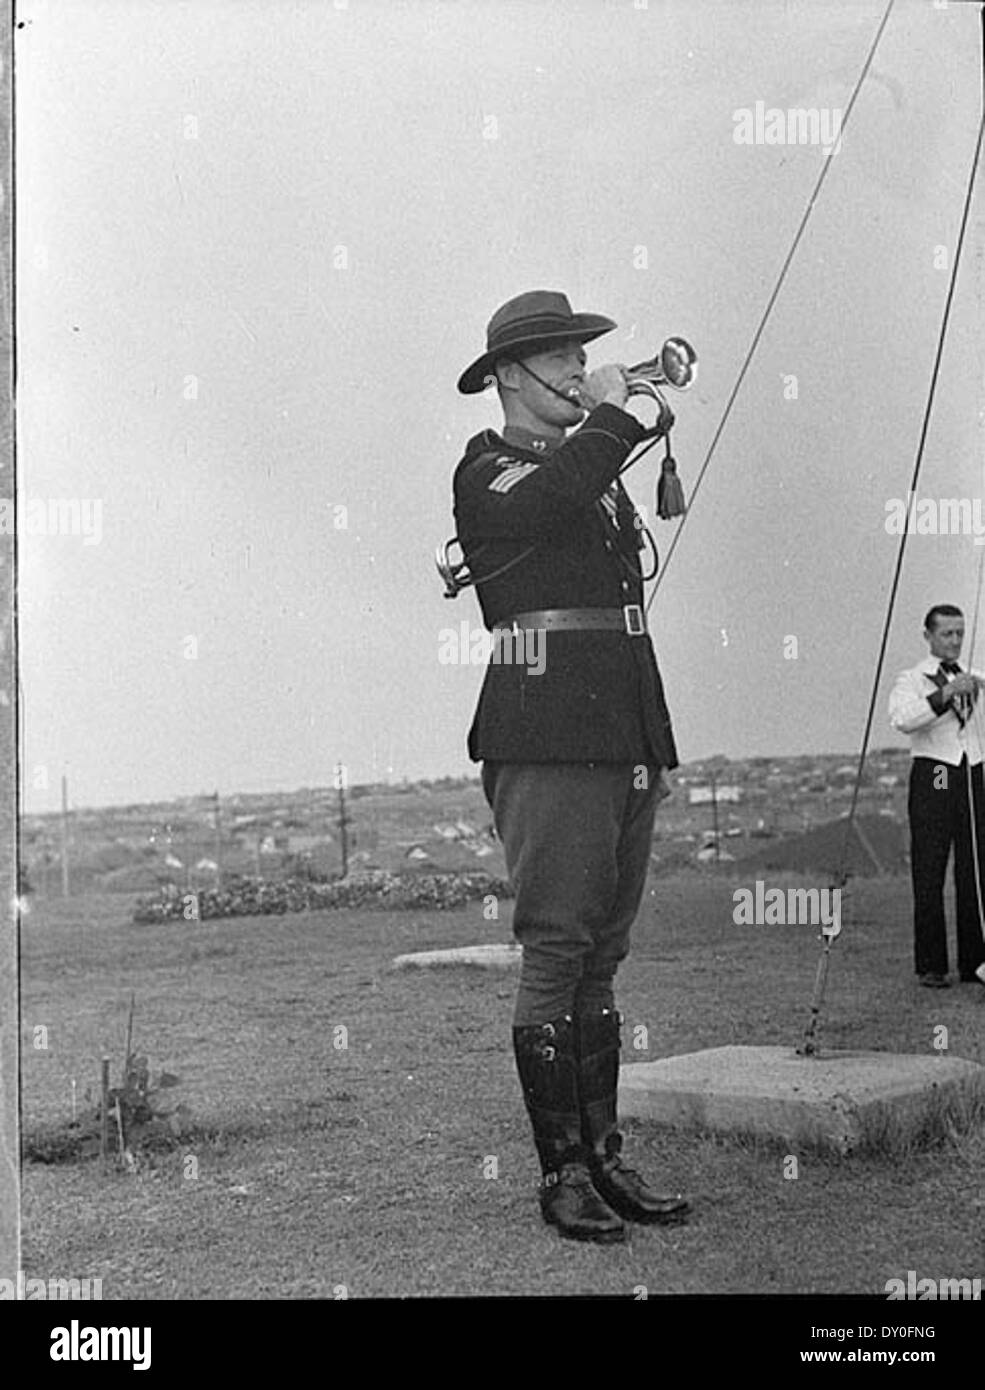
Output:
[100,1056,110,1164]
[114,1098,126,1162]
[124,991,135,1072]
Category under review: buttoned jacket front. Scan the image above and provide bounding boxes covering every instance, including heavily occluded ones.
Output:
[888,656,985,767]
[453,403,678,768]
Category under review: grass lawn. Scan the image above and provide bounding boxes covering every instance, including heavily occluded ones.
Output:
[19,877,985,1298]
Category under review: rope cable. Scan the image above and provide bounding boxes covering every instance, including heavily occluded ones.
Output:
[645,0,897,614]
[960,545,985,964]
[798,97,985,1054]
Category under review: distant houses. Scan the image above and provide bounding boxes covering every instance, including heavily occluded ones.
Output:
[21,750,914,897]
[688,785,742,805]
[287,832,334,852]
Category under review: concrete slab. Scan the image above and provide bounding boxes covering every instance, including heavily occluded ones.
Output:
[619,1045,985,1154]
[392,942,521,971]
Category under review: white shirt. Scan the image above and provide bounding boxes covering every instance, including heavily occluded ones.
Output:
[888,657,984,767]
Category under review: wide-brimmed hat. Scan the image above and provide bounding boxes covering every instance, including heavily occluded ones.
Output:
[457,290,617,395]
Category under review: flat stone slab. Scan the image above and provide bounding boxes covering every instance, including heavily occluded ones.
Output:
[392,943,521,970]
[619,1045,985,1153]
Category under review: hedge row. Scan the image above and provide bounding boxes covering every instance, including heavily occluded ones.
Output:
[132,870,514,924]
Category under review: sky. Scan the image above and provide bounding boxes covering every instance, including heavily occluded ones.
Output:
[14,0,985,813]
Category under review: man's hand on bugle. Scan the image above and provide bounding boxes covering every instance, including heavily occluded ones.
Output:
[577,364,629,411]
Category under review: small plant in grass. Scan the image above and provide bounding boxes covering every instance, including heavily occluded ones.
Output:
[28,994,192,1169]
[94,1050,189,1169]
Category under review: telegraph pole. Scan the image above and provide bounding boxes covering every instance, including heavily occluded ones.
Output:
[336,763,349,879]
[212,789,223,889]
[60,774,70,897]
[710,772,721,864]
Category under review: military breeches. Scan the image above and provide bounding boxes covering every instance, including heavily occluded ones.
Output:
[482,761,661,1025]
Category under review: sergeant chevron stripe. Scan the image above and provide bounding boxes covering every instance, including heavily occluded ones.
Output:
[488,462,540,493]
[599,490,618,523]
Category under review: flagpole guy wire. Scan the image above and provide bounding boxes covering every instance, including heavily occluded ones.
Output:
[962,546,985,969]
[644,0,897,612]
[617,0,983,1051]
[798,86,985,1057]
[958,0,985,974]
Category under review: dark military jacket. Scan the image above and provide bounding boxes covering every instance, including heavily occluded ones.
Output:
[452,402,678,768]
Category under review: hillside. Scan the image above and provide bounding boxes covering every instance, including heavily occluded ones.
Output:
[20,749,915,898]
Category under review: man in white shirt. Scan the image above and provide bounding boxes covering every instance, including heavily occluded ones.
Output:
[889,604,985,988]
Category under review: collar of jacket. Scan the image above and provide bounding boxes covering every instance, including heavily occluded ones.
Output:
[461,426,567,466]
[499,424,562,457]
[919,656,961,675]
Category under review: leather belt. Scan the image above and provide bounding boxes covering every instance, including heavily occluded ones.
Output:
[494,606,647,636]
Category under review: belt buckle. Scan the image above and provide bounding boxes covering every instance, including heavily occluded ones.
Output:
[623,604,645,636]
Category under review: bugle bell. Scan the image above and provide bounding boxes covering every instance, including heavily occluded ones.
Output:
[624,336,698,411]
[624,336,697,520]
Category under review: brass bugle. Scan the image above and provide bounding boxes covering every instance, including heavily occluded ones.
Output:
[624,336,698,407]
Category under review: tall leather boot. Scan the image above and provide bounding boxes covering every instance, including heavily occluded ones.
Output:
[576,1006,690,1225]
[512,1015,625,1243]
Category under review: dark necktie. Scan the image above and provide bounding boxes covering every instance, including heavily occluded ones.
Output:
[938,661,975,726]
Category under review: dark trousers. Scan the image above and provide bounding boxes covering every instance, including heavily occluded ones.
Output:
[908,756,985,978]
[482,761,660,1026]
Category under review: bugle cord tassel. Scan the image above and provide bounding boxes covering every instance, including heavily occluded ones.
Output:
[656,439,686,519]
